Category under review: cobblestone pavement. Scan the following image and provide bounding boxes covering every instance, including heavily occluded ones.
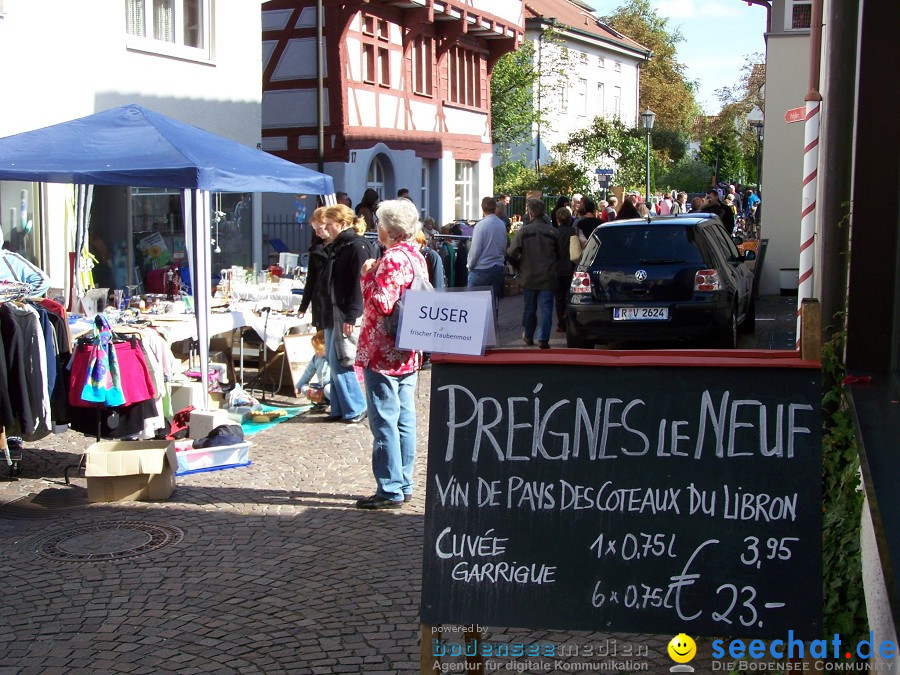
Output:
[0,294,797,674]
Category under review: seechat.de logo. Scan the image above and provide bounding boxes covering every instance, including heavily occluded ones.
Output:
[668,633,697,673]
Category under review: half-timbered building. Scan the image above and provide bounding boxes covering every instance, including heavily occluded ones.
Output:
[261,1,524,224]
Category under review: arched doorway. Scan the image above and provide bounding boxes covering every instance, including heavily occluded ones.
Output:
[366,153,394,200]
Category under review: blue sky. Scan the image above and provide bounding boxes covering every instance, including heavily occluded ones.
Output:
[590,0,768,114]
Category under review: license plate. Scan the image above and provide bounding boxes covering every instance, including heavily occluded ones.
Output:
[613,307,669,320]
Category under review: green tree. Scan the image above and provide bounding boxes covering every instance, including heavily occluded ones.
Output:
[493,160,539,197]
[602,0,699,133]
[490,28,573,155]
[706,53,766,184]
[490,41,539,150]
[555,116,645,192]
[698,131,745,185]
[659,158,715,193]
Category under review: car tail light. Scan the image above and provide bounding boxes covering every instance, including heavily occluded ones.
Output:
[571,271,592,294]
[694,269,721,291]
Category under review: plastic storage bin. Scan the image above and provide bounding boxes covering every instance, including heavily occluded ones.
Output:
[175,441,252,476]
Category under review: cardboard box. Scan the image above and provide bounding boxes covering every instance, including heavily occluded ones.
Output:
[171,381,225,411]
[85,440,177,502]
[175,441,252,476]
[189,409,232,439]
[171,380,206,411]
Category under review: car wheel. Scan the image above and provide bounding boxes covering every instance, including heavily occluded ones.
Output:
[738,295,756,334]
[716,308,738,349]
[566,323,595,349]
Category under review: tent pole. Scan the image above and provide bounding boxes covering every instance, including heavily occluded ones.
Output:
[316,0,325,173]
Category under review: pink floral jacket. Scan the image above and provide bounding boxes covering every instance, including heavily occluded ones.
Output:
[356,241,426,375]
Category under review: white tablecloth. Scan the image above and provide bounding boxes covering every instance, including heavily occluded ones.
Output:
[148,308,309,351]
[228,283,305,310]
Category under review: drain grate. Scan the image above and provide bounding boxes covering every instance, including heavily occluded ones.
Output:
[33,521,183,562]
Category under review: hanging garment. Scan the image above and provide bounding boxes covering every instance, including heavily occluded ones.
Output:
[74,315,126,407]
[0,303,51,438]
[70,338,155,408]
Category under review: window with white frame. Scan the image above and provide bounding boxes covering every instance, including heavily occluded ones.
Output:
[613,86,621,120]
[596,82,605,114]
[614,61,621,73]
[412,35,434,96]
[367,157,385,199]
[560,81,569,114]
[577,78,587,117]
[420,163,430,220]
[125,0,209,58]
[598,56,605,68]
[785,0,812,30]
[454,161,475,220]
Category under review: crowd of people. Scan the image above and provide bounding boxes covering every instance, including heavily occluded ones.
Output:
[295,183,760,510]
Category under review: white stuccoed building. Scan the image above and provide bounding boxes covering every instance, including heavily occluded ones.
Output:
[508,0,650,172]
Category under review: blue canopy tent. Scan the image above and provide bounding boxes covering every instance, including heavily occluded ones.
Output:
[0,104,336,408]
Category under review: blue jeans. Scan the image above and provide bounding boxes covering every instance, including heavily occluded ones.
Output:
[363,368,418,501]
[324,327,366,419]
[522,288,555,343]
[468,265,505,328]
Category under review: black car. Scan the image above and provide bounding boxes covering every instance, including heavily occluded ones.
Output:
[566,214,756,348]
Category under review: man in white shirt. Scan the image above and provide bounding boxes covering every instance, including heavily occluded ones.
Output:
[467,196,509,322]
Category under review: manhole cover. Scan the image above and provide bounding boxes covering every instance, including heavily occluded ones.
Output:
[34,521,183,562]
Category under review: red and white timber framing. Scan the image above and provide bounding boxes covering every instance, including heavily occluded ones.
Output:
[796,99,819,348]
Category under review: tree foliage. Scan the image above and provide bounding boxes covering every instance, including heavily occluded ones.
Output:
[698,131,745,185]
[659,158,715,193]
[602,0,698,132]
[554,116,646,192]
[493,160,538,197]
[490,28,573,152]
[490,41,539,149]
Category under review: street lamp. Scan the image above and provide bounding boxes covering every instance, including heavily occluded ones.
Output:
[749,119,764,198]
[640,108,656,204]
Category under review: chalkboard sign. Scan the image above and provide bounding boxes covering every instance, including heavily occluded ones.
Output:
[421,354,822,638]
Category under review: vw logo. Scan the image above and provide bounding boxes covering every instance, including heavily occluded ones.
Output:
[635,270,648,282]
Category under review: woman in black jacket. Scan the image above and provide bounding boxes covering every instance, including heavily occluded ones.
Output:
[320,204,370,423]
[298,207,331,330]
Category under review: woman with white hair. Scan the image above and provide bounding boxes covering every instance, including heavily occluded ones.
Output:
[354,199,428,509]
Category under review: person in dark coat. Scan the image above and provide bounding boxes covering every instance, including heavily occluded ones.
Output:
[298,207,331,330]
[553,206,578,333]
[320,204,370,423]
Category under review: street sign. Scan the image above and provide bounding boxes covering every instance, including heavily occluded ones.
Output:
[785,106,805,124]
[595,168,615,175]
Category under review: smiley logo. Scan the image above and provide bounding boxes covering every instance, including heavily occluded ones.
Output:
[667,633,696,664]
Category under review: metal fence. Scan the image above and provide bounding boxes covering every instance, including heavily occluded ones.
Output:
[262,215,311,257]
[508,195,565,219]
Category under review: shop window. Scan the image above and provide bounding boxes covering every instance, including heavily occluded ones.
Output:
[130,188,251,288]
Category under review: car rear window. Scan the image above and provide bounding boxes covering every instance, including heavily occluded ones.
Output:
[593,226,705,265]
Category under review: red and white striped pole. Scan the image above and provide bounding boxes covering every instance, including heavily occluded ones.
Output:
[796,0,824,349]
[796,99,819,347]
